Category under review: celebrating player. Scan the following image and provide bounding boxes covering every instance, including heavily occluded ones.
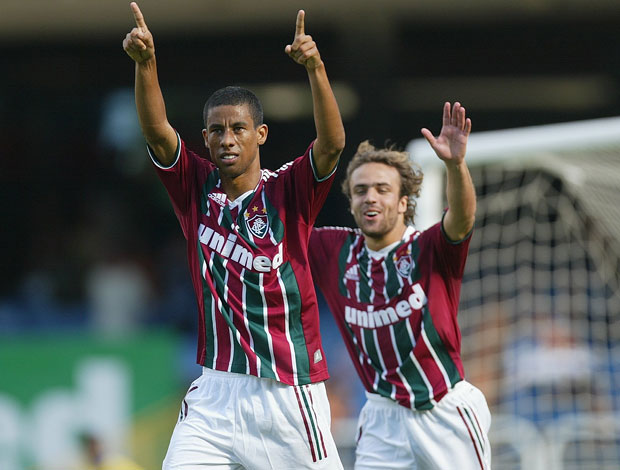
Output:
[123,2,345,468]
[309,103,491,469]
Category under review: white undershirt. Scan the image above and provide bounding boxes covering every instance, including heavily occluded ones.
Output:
[366,225,416,260]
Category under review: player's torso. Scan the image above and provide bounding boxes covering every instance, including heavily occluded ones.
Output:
[336,232,428,363]
[190,169,325,385]
[325,229,463,408]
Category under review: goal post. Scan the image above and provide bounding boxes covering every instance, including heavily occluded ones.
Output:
[407,116,620,469]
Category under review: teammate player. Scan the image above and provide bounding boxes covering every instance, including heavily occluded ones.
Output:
[309,102,491,469]
[123,3,345,468]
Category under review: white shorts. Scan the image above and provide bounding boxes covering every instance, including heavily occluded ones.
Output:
[163,367,343,470]
[355,381,491,470]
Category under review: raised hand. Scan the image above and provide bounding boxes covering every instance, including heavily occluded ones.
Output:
[421,102,472,165]
[285,10,323,70]
[123,2,154,63]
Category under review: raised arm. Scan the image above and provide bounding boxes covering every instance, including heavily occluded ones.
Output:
[421,102,476,241]
[123,2,177,165]
[285,10,345,179]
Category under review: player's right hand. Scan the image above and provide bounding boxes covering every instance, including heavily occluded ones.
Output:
[123,2,154,63]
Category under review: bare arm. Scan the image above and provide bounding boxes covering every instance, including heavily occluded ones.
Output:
[123,2,177,165]
[421,102,476,241]
[285,10,345,179]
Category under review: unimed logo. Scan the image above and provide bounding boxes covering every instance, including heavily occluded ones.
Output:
[344,283,427,329]
[198,223,284,273]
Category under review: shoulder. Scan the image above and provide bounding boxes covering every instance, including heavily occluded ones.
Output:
[260,162,295,183]
[314,226,359,235]
[261,142,316,181]
[416,221,472,262]
[312,226,361,245]
[416,222,441,241]
[152,134,215,174]
[310,227,362,265]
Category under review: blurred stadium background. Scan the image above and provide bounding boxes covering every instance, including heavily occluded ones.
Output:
[2,1,620,468]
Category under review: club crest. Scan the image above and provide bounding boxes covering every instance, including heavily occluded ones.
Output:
[246,213,269,239]
[394,254,414,278]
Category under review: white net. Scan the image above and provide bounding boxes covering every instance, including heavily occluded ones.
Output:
[409,117,620,470]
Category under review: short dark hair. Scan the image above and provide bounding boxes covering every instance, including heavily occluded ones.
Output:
[341,141,424,226]
[203,86,263,128]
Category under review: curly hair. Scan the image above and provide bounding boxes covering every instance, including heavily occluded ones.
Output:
[341,141,424,226]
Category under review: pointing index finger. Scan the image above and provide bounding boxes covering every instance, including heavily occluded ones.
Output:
[131,2,147,30]
[295,10,305,36]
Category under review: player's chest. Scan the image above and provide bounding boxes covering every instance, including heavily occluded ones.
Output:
[200,187,285,238]
[341,241,419,293]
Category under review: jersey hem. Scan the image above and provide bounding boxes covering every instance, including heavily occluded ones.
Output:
[365,377,465,411]
[198,363,330,386]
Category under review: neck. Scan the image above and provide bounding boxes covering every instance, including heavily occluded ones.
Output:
[221,167,262,201]
[364,223,408,251]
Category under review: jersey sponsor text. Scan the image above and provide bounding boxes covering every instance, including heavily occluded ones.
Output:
[344,283,427,328]
[198,223,283,272]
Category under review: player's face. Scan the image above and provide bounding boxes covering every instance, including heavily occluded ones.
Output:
[202,104,268,180]
[349,162,408,246]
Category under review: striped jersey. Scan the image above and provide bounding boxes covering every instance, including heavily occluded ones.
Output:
[309,223,471,409]
[151,134,335,386]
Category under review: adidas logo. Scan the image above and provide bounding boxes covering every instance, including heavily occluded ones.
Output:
[208,192,227,207]
[313,349,323,364]
[343,265,359,281]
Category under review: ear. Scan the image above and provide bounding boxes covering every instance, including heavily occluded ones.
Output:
[202,128,209,147]
[398,195,408,214]
[257,124,268,146]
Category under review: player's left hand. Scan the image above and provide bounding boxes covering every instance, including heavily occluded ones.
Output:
[421,102,471,165]
[285,10,323,70]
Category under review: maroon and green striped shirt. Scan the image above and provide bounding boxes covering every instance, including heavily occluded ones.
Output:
[309,223,471,409]
[152,135,335,386]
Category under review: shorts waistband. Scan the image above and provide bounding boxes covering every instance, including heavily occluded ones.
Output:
[202,366,249,379]
[364,391,403,408]
[364,380,468,408]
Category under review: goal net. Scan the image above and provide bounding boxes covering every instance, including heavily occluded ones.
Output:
[407,116,620,470]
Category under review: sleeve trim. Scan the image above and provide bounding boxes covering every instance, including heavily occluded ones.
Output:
[148,132,181,170]
[440,210,474,245]
[310,147,339,182]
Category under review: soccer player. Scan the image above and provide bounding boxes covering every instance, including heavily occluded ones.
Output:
[123,3,345,469]
[309,102,491,469]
